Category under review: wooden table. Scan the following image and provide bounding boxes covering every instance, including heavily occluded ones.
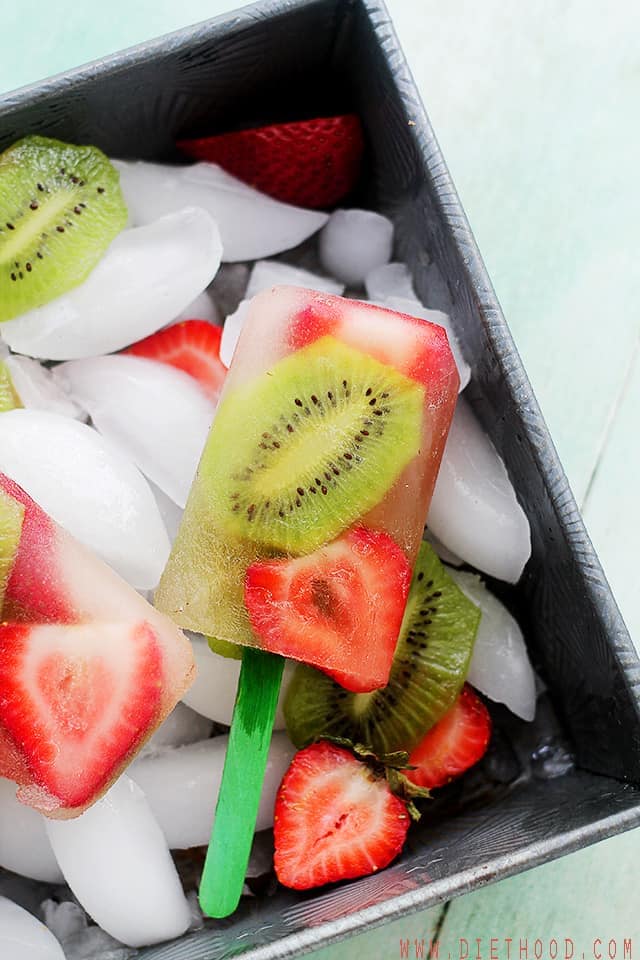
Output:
[3,0,638,953]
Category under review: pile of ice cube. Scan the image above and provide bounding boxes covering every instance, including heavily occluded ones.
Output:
[0,159,535,958]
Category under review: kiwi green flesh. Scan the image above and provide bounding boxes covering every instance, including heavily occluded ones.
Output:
[0,362,21,412]
[207,636,243,660]
[154,492,260,645]
[0,136,128,322]
[202,335,425,555]
[283,541,481,754]
[0,488,24,611]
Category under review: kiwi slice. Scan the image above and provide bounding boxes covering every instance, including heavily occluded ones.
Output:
[284,541,481,753]
[0,136,127,322]
[207,636,243,660]
[0,361,21,412]
[202,335,425,554]
[0,488,24,611]
[154,486,259,644]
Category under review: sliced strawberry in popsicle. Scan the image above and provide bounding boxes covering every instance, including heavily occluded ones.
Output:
[0,620,163,812]
[124,320,226,403]
[288,291,459,395]
[244,526,411,692]
[0,472,195,817]
[1,474,73,624]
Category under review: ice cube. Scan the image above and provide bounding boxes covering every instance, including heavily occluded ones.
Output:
[364,262,416,302]
[45,776,191,948]
[55,355,216,507]
[173,288,220,324]
[140,702,213,757]
[0,779,63,883]
[0,209,222,360]
[41,901,132,960]
[0,896,66,959]
[246,260,345,298]
[220,300,250,368]
[129,732,294,849]
[428,398,531,583]
[182,633,293,728]
[114,160,328,262]
[0,410,170,589]
[3,355,85,419]
[385,296,471,390]
[318,209,394,286]
[449,569,536,722]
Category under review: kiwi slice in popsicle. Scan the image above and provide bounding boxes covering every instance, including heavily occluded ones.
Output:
[0,136,127,322]
[207,636,243,660]
[203,335,425,555]
[0,362,21,412]
[0,488,24,610]
[284,541,481,753]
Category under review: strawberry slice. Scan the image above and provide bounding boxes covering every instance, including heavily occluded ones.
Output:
[0,474,74,624]
[0,619,163,813]
[177,114,364,209]
[287,293,460,395]
[274,741,410,890]
[406,685,492,789]
[124,320,226,402]
[245,526,411,693]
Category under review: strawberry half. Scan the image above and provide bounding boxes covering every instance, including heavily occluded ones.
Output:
[124,320,226,403]
[177,114,364,209]
[0,619,163,814]
[244,526,411,693]
[407,685,492,789]
[274,741,410,890]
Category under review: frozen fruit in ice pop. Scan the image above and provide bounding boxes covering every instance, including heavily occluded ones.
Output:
[0,360,21,412]
[0,472,195,817]
[156,287,458,692]
[245,526,411,692]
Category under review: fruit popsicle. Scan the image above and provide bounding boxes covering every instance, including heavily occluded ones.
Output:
[0,472,195,818]
[157,286,459,693]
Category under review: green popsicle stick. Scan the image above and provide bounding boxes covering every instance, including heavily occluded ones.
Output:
[199,646,284,918]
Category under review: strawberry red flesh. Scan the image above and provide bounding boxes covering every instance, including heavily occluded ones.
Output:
[177,114,364,209]
[244,526,411,692]
[288,295,459,394]
[274,741,409,890]
[124,320,226,402]
[0,474,74,624]
[407,685,492,789]
[0,619,163,811]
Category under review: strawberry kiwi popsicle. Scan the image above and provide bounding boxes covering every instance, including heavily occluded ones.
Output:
[0,472,195,818]
[156,286,459,916]
[157,286,459,691]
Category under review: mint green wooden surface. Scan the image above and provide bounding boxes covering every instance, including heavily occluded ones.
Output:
[2,0,637,952]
